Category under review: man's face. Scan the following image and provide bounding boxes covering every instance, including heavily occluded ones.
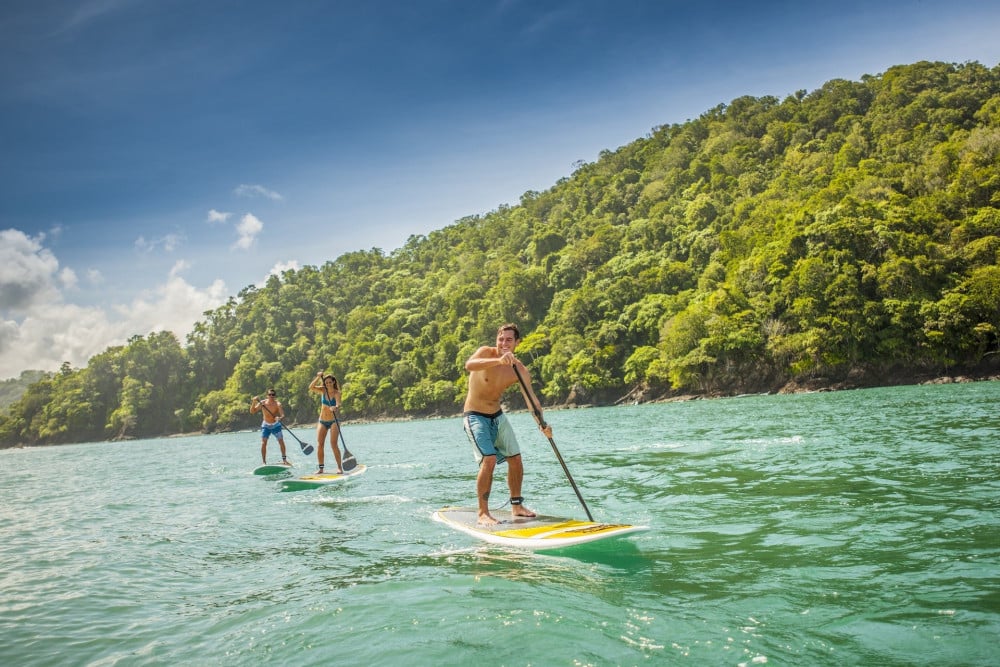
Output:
[496,329,518,354]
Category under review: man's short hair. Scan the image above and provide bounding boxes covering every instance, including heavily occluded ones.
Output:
[498,323,520,340]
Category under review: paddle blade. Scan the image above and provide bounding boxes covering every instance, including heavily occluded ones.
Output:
[301,442,315,456]
[341,452,357,471]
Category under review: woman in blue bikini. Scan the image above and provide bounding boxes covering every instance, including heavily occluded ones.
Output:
[309,372,343,474]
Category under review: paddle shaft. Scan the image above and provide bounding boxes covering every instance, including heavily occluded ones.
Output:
[331,411,357,470]
[511,364,594,521]
[257,399,313,454]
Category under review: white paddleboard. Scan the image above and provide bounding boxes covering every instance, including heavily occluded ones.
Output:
[278,464,367,491]
[253,463,294,476]
[432,506,647,550]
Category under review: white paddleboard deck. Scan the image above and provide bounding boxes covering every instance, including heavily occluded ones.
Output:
[278,464,367,491]
[433,506,647,550]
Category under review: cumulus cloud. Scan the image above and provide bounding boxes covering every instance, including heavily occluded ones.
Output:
[112,261,228,339]
[208,205,267,250]
[207,209,231,224]
[233,213,263,250]
[0,229,62,311]
[58,267,78,289]
[0,302,120,373]
[264,260,301,283]
[0,230,228,380]
[234,184,283,201]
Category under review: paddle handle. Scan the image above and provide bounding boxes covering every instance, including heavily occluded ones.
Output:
[512,364,594,521]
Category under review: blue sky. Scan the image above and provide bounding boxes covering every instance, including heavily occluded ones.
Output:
[2,0,999,379]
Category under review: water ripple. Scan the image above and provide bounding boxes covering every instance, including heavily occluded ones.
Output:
[1,382,997,666]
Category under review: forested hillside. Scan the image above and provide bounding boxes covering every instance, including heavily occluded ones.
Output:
[3,60,999,447]
[0,370,49,409]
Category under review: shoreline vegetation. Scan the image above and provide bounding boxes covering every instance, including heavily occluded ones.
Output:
[3,60,1000,449]
[622,359,1000,405]
[8,369,1000,449]
[250,363,1000,426]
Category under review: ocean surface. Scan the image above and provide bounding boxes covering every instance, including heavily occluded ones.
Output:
[1,382,997,666]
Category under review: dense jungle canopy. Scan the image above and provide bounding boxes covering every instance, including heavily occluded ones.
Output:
[3,60,999,447]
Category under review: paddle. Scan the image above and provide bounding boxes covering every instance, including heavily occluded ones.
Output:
[331,411,358,472]
[511,364,594,521]
[256,398,315,456]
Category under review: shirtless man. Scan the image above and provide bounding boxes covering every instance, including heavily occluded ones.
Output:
[250,389,289,465]
[463,323,553,525]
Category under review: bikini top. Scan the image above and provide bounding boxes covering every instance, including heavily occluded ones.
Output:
[321,394,337,407]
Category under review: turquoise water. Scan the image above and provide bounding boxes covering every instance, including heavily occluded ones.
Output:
[1,382,997,666]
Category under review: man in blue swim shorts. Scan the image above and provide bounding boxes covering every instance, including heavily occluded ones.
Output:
[463,323,553,526]
[250,388,289,465]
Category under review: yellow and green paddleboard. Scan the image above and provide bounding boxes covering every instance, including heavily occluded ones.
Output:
[432,506,647,550]
[278,464,367,491]
[253,463,295,476]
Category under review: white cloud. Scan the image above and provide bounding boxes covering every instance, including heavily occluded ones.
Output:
[0,231,229,379]
[264,260,300,283]
[58,267,78,289]
[135,232,184,253]
[112,261,228,341]
[0,319,18,357]
[0,229,62,311]
[234,184,284,201]
[0,302,121,375]
[207,209,231,224]
[169,260,191,277]
[233,213,263,250]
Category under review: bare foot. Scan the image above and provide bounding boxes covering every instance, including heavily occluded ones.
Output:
[478,512,499,526]
[512,505,536,518]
